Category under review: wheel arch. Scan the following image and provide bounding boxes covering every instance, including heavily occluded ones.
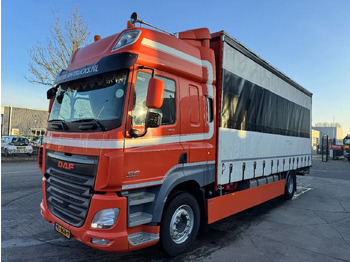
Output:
[164,180,206,223]
[150,164,214,224]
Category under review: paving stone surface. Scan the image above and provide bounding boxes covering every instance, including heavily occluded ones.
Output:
[1,158,350,262]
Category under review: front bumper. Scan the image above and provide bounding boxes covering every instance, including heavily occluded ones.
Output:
[40,177,159,252]
[41,190,129,252]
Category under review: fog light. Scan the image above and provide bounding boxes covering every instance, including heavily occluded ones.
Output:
[91,208,119,229]
[91,238,110,245]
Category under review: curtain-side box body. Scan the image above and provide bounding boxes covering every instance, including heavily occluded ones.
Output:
[211,31,312,186]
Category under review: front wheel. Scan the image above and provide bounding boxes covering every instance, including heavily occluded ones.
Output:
[284,171,296,200]
[160,192,200,256]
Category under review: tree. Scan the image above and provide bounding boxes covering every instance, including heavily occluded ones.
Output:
[26,6,90,87]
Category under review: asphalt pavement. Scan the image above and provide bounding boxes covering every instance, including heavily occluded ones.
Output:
[1,157,350,262]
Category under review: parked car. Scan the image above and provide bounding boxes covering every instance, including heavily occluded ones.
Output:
[31,137,44,146]
[1,136,34,157]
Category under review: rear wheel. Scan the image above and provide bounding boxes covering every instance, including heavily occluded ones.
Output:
[284,171,296,200]
[160,192,200,256]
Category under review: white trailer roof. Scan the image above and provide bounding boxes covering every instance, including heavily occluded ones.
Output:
[215,31,312,97]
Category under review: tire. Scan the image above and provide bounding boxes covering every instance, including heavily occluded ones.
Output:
[284,171,296,200]
[4,149,9,157]
[160,192,200,256]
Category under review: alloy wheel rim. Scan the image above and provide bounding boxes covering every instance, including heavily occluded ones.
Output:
[169,204,194,244]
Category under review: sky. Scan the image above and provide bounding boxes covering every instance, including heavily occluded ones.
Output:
[1,0,350,135]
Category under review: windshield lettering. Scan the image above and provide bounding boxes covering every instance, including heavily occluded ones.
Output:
[56,65,99,83]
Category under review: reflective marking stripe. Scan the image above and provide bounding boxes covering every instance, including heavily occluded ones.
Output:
[125,122,214,148]
[43,136,124,149]
[141,38,214,97]
[44,125,214,149]
[142,38,203,66]
[121,161,216,190]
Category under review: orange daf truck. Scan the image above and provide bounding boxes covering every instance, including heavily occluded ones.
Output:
[39,13,312,256]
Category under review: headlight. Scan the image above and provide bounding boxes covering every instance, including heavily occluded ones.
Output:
[112,30,141,51]
[91,208,119,229]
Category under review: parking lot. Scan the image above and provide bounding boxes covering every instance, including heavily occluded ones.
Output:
[1,157,350,262]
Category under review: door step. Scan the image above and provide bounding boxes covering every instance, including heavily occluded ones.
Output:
[128,192,155,206]
[128,232,159,246]
[129,212,152,227]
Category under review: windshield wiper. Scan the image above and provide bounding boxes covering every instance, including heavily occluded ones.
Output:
[72,118,106,131]
[48,119,69,130]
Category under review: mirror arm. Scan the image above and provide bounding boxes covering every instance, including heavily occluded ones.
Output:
[130,125,149,138]
[130,110,150,138]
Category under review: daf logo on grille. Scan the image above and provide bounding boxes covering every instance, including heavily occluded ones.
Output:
[58,161,74,170]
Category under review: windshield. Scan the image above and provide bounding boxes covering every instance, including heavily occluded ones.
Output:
[48,70,129,132]
[344,138,350,145]
[12,137,30,146]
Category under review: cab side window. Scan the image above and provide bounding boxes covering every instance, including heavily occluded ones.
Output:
[132,72,176,126]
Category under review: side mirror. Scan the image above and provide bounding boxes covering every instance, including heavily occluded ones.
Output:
[130,112,162,138]
[56,91,65,104]
[146,112,162,128]
[146,78,164,109]
[47,87,57,99]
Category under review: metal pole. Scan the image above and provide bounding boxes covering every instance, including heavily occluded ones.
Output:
[333,116,335,141]
[8,106,12,135]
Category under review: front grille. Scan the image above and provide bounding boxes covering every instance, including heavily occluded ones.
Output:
[45,151,99,227]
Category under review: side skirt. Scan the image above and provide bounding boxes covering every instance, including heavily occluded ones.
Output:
[207,180,285,224]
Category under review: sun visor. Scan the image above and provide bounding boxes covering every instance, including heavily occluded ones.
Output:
[54,52,138,85]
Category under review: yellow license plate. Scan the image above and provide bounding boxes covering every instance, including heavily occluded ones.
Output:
[345,145,350,149]
[54,222,71,239]
[17,147,25,149]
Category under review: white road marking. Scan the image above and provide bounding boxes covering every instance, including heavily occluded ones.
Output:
[293,184,313,200]
[2,171,40,175]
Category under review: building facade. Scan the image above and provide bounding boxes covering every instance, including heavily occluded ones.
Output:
[311,129,320,152]
[312,126,343,145]
[1,105,48,137]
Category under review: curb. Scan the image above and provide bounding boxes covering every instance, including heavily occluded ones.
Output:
[1,156,38,163]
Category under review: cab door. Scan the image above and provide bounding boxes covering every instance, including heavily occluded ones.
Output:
[179,80,207,163]
[122,69,183,189]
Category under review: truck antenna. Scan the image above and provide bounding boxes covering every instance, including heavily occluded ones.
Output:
[130,12,176,37]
